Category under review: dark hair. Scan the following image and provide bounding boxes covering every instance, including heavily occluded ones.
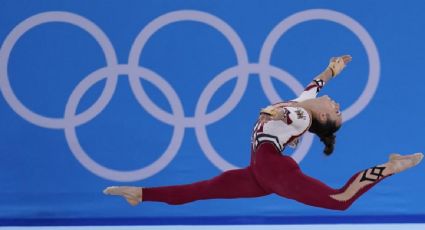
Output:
[308,115,341,155]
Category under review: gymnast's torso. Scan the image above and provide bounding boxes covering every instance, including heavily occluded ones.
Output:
[251,102,311,152]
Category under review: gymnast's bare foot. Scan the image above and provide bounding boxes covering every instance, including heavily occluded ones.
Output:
[387,153,423,174]
[103,186,143,206]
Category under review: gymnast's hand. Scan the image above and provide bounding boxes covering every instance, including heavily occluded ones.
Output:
[328,55,352,77]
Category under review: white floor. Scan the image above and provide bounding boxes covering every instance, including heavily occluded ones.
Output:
[2,224,425,230]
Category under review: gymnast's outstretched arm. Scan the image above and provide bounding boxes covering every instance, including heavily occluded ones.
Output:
[294,55,352,102]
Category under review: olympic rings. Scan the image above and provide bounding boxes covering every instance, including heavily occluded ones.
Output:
[0,9,380,181]
[0,11,118,129]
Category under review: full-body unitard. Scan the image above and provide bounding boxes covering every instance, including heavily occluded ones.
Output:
[142,80,391,210]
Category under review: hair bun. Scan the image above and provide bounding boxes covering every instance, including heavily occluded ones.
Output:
[321,135,336,156]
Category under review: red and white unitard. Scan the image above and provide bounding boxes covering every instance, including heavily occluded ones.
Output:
[142,80,390,210]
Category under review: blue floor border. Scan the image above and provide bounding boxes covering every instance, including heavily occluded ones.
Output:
[2,215,425,226]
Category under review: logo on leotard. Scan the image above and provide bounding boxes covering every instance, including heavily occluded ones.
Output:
[295,109,307,120]
[279,108,293,125]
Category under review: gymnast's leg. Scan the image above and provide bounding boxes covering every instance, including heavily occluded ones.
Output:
[252,143,423,210]
[104,167,270,205]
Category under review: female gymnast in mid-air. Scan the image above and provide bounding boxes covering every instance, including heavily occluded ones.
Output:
[104,55,423,210]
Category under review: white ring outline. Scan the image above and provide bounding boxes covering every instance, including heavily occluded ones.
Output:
[195,63,314,170]
[128,10,249,127]
[0,11,118,129]
[64,64,185,181]
[260,9,380,122]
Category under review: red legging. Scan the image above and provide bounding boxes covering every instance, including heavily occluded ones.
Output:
[143,143,389,210]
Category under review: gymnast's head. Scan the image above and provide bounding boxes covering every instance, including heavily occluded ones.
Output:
[303,95,342,155]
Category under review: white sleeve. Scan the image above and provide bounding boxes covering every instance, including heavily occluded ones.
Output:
[293,79,325,102]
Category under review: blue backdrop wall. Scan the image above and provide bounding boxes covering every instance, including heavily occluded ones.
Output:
[1,0,425,224]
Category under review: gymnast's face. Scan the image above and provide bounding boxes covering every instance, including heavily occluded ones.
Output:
[316,95,342,127]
